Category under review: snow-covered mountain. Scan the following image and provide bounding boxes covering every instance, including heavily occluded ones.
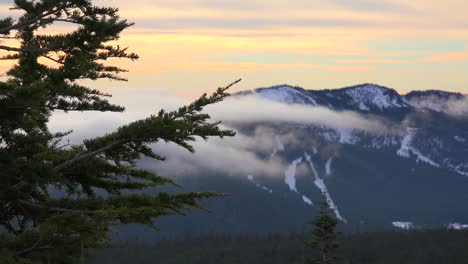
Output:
[246,83,468,114]
[243,83,411,112]
[133,84,468,238]
[244,83,468,178]
[405,89,467,114]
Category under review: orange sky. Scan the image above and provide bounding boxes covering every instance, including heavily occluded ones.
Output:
[1,0,467,96]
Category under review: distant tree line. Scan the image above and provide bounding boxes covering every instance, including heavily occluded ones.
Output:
[86,195,468,264]
[86,229,468,264]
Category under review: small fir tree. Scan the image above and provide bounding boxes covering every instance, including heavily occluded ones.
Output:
[303,193,344,264]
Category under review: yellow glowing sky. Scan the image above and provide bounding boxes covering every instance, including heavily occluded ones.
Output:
[1,0,468,95]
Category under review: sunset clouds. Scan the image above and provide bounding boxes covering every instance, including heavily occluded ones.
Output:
[0,0,467,93]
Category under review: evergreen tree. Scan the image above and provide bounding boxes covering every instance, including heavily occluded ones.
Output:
[0,1,239,263]
[303,193,344,264]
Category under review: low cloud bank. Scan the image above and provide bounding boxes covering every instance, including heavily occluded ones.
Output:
[49,88,396,177]
[139,129,288,177]
[408,95,468,117]
[207,95,399,134]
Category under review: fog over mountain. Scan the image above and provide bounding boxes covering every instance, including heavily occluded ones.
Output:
[50,83,468,238]
[50,84,397,177]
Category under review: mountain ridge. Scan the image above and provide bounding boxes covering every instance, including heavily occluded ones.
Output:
[241,83,463,97]
[236,83,466,115]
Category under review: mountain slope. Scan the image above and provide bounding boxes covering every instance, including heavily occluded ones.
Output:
[120,83,468,239]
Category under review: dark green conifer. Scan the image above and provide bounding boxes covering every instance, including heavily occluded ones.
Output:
[0,1,238,263]
[303,193,344,264]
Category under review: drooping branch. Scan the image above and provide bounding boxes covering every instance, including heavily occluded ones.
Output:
[15,237,43,255]
[0,1,75,35]
[42,54,64,64]
[0,45,52,53]
[54,139,127,171]
[18,199,101,214]
[53,79,241,172]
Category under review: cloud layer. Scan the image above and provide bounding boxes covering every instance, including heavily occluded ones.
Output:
[207,95,396,134]
[1,0,468,93]
[49,88,396,178]
[408,94,468,116]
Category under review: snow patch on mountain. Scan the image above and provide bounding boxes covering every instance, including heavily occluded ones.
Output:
[368,135,400,149]
[325,158,333,176]
[271,135,285,157]
[284,157,303,193]
[302,195,313,206]
[397,128,440,167]
[338,129,354,144]
[392,221,414,229]
[344,84,407,110]
[312,146,318,154]
[319,129,356,144]
[412,149,440,167]
[304,152,346,223]
[454,166,468,177]
[275,136,285,151]
[247,175,273,194]
[255,86,317,105]
[397,128,415,158]
[448,223,468,230]
[358,102,370,111]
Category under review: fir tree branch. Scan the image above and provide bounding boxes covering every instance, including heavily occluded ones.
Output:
[42,54,64,64]
[15,237,43,255]
[0,1,75,35]
[18,199,102,214]
[54,139,127,171]
[0,45,52,53]
[54,79,241,172]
